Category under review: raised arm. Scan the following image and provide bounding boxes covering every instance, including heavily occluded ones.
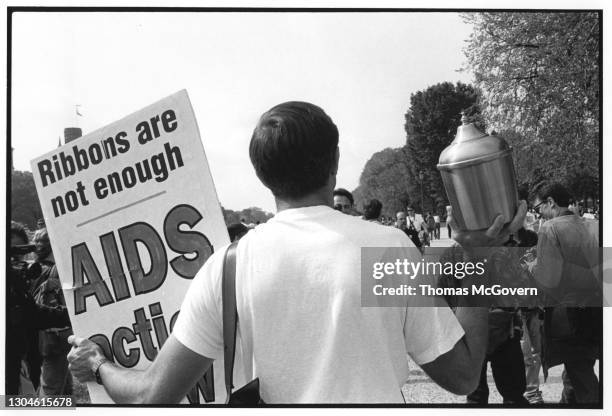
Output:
[419,201,527,395]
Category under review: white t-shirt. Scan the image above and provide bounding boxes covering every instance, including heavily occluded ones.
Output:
[173,205,464,403]
[407,213,424,231]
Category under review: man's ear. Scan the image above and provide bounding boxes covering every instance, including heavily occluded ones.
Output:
[331,146,339,176]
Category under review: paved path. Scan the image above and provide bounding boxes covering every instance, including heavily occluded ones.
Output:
[429,235,454,247]
[402,357,570,404]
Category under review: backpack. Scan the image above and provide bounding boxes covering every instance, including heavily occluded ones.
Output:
[427,216,435,230]
[406,220,422,248]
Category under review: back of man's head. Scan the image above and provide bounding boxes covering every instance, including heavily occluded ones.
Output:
[536,182,571,208]
[363,199,382,220]
[249,101,339,199]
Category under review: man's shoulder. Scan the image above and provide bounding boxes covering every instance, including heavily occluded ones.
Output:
[543,214,586,231]
[344,214,412,242]
[192,243,230,283]
[259,210,412,247]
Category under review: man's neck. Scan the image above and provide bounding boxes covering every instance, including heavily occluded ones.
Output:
[554,207,573,217]
[275,191,333,213]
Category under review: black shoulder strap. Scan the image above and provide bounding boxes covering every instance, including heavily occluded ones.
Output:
[222,241,239,403]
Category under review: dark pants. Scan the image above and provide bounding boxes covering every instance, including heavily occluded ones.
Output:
[39,354,73,396]
[6,357,21,395]
[560,359,599,404]
[467,336,528,404]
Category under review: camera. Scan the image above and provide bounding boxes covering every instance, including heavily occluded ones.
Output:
[10,243,36,257]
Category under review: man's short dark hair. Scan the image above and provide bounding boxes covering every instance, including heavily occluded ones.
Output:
[536,182,571,207]
[10,221,28,245]
[333,188,354,205]
[227,223,249,242]
[363,199,382,220]
[249,101,339,199]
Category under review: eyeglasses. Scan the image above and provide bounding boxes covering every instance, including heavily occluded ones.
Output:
[533,200,547,214]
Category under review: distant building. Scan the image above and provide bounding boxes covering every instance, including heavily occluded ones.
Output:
[64,127,82,143]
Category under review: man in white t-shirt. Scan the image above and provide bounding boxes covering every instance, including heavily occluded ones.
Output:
[67,101,527,404]
[406,206,424,233]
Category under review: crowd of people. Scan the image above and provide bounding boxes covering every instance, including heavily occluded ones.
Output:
[7,221,73,396]
[330,188,444,249]
[8,100,601,406]
[325,184,600,404]
[328,183,600,404]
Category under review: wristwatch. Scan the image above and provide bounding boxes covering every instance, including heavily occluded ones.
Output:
[92,357,109,385]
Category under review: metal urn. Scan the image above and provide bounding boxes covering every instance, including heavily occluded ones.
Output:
[437,114,518,231]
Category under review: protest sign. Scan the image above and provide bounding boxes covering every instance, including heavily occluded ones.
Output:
[31,90,230,403]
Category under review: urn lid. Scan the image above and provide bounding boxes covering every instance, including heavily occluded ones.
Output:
[437,113,511,170]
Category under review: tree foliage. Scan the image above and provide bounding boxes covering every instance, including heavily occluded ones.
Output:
[353,147,416,217]
[355,82,482,217]
[403,82,483,214]
[221,206,274,226]
[11,170,43,230]
[462,12,600,199]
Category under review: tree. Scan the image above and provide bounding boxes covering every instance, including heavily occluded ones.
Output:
[11,170,43,230]
[238,207,274,224]
[353,147,417,217]
[462,12,600,198]
[221,205,274,226]
[404,82,483,214]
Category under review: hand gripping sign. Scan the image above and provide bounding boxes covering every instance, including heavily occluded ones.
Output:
[31,90,230,404]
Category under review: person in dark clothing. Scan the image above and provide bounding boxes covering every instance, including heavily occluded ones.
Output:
[466,312,527,405]
[31,228,74,397]
[466,236,528,405]
[7,221,70,395]
[227,223,249,242]
[362,199,382,223]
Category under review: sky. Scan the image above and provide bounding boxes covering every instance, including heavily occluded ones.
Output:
[11,11,474,213]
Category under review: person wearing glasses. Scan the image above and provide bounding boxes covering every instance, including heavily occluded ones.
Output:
[530,183,600,404]
[333,188,360,216]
